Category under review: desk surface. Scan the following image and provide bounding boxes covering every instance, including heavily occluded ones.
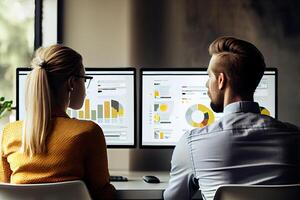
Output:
[110,170,202,199]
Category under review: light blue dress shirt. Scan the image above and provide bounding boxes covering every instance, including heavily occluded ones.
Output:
[164,101,300,200]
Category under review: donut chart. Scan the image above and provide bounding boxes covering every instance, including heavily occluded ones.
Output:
[185,104,215,128]
[260,106,271,116]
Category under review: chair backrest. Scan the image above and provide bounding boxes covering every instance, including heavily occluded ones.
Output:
[0,180,92,200]
[214,184,300,200]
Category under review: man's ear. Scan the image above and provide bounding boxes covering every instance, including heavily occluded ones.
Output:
[67,76,75,92]
[217,72,226,90]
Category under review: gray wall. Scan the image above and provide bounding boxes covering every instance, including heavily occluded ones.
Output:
[63,0,300,171]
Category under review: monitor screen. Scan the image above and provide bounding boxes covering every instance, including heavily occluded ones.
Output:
[141,68,277,147]
[16,68,136,147]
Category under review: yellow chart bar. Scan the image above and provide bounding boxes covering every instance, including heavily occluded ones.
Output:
[112,107,118,118]
[154,90,159,98]
[104,101,110,118]
[160,132,164,139]
[79,110,84,118]
[85,99,90,119]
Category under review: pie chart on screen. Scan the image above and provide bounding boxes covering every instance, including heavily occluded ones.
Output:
[185,104,215,128]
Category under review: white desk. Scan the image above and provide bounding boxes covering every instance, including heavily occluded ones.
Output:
[110,171,202,199]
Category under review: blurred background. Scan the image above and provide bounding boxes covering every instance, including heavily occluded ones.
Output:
[0,0,34,101]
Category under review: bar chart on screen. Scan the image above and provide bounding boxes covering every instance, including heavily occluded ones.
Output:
[65,69,135,146]
[67,98,128,142]
[67,99,125,122]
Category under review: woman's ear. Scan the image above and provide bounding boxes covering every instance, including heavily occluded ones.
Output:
[217,72,226,90]
[67,76,75,92]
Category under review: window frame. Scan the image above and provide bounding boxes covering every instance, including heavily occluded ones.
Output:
[34,0,63,49]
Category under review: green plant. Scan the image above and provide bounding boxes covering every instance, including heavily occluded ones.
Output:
[0,97,13,119]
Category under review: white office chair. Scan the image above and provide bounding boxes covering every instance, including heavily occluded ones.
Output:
[0,180,92,200]
[214,183,300,200]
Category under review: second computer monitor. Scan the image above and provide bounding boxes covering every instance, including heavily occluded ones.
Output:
[16,67,136,147]
[141,68,277,147]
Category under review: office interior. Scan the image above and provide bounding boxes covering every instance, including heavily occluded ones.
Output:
[2,0,300,173]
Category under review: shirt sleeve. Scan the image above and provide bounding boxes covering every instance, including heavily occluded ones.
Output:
[163,133,199,200]
[83,123,116,200]
[0,125,12,183]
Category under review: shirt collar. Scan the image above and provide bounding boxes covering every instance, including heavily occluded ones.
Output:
[223,101,261,115]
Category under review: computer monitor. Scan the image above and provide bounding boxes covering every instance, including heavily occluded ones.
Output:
[16,67,136,147]
[141,68,277,147]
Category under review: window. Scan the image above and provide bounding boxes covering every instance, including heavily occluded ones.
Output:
[0,0,35,101]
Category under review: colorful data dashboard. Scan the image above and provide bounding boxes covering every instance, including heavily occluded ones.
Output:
[17,68,135,147]
[16,67,277,148]
[141,69,277,147]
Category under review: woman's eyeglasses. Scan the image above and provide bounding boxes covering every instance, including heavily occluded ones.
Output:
[74,75,93,88]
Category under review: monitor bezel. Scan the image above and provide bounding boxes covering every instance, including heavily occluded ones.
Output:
[16,67,137,148]
[139,67,278,148]
[16,67,31,121]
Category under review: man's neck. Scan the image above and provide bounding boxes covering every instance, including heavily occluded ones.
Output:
[223,90,254,108]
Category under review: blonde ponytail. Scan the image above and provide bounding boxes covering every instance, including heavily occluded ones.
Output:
[21,66,51,156]
[20,44,82,157]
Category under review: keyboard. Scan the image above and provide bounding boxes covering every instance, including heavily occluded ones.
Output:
[109,175,128,182]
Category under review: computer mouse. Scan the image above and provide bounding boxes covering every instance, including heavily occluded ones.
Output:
[142,175,160,183]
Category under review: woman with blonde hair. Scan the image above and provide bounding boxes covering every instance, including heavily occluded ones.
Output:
[0,44,115,199]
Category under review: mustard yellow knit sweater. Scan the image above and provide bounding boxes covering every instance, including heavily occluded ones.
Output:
[0,116,115,199]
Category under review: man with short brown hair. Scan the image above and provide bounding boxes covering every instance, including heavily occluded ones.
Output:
[164,37,300,200]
